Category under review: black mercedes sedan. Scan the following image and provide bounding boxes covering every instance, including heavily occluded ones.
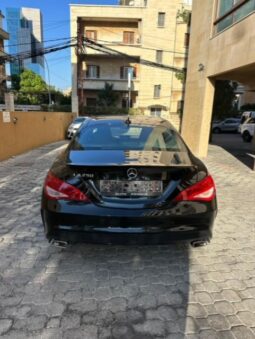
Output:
[41,116,217,247]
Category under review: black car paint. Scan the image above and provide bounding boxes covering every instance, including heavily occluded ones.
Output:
[41,117,217,245]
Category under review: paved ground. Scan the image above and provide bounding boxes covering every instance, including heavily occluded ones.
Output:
[211,133,254,169]
[0,141,255,339]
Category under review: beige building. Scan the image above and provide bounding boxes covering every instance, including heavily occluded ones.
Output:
[70,0,191,129]
[0,10,9,100]
[182,0,255,157]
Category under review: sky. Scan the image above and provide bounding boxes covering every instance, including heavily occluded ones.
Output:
[1,0,118,91]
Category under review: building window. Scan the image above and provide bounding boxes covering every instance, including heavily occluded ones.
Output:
[85,30,97,41]
[158,12,166,27]
[215,0,255,33]
[154,85,161,98]
[86,98,97,107]
[86,65,100,78]
[120,66,137,79]
[123,31,135,44]
[156,50,163,63]
[150,107,162,117]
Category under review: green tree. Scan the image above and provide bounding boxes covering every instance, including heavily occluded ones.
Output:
[97,82,119,108]
[18,69,48,104]
[10,74,21,91]
[212,80,238,120]
[175,69,186,84]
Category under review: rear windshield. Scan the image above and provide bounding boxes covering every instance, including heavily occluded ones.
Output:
[74,118,86,123]
[72,121,187,152]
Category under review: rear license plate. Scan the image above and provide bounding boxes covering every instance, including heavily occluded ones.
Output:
[99,180,162,197]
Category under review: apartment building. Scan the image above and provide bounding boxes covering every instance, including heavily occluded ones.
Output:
[182,0,255,156]
[0,10,9,101]
[70,0,191,128]
[6,7,45,79]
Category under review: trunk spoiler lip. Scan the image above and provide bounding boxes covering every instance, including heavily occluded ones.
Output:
[66,162,196,168]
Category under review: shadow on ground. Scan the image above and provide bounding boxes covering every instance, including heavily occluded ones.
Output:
[210,133,254,170]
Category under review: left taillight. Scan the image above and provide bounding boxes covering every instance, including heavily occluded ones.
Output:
[44,172,90,202]
[175,175,216,202]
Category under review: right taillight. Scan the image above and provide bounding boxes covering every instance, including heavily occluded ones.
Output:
[175,175,216,202]
[44,172,90,202]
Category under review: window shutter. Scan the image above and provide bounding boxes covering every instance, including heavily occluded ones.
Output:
[130,32,134,44]
[86,30,91,39]
[96,66,100,78]
[123,32,128,44]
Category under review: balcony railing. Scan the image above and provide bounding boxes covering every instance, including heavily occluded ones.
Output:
[79,78,140,92]
[214,0,255,34]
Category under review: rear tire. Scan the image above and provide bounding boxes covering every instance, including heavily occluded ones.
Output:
[242,131,252,142]
[213,127,221,134]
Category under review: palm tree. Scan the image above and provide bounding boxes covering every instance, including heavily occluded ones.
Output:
[97,82,119,108]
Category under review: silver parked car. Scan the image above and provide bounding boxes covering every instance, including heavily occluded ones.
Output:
[67,117,88,139]
[212,118,241,133]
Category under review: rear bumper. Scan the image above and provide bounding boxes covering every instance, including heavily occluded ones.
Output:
[41,206,216,245]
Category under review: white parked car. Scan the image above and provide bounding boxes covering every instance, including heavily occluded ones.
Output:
[67,117,88,139]
[240,117,255,142]
[240,111,255,124]
[212,118,241,133]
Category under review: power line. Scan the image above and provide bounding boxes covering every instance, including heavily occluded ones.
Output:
[0,39,77,64]
[5,37,77,48]
[83,37,184,73]
[92,38,187,55]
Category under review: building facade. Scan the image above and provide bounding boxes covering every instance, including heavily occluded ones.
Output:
[70,0,191,129]
[6,7,45,79]
[0,10,9,101]
[182,0,255,156]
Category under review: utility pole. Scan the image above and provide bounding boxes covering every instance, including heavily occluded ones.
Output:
[44,56,52,111]
[127,67,132,111]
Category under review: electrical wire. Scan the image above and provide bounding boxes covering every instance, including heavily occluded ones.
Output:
[89,38,187,55]
[83,37,184,73]
[5,37,77,48]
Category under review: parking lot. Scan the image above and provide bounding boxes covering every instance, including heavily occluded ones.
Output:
[0,139,255,339]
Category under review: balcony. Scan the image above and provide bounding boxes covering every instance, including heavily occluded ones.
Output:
[84,43,141,58]
[0,27,9,40]
[79,78,140,92]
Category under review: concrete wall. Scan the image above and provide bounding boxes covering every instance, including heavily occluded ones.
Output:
[182,0,255,157]
[0,111,75,161]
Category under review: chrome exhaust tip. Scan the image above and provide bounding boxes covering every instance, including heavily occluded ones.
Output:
[50,239,69,248]
[190,239,209,248]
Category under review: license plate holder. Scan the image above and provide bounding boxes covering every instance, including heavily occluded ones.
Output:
[99,180,162,197]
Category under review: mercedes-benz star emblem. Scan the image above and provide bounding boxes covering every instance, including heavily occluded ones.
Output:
[127,168,138,180]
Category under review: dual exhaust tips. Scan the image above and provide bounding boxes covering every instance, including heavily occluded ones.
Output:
[50,239,209,249]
